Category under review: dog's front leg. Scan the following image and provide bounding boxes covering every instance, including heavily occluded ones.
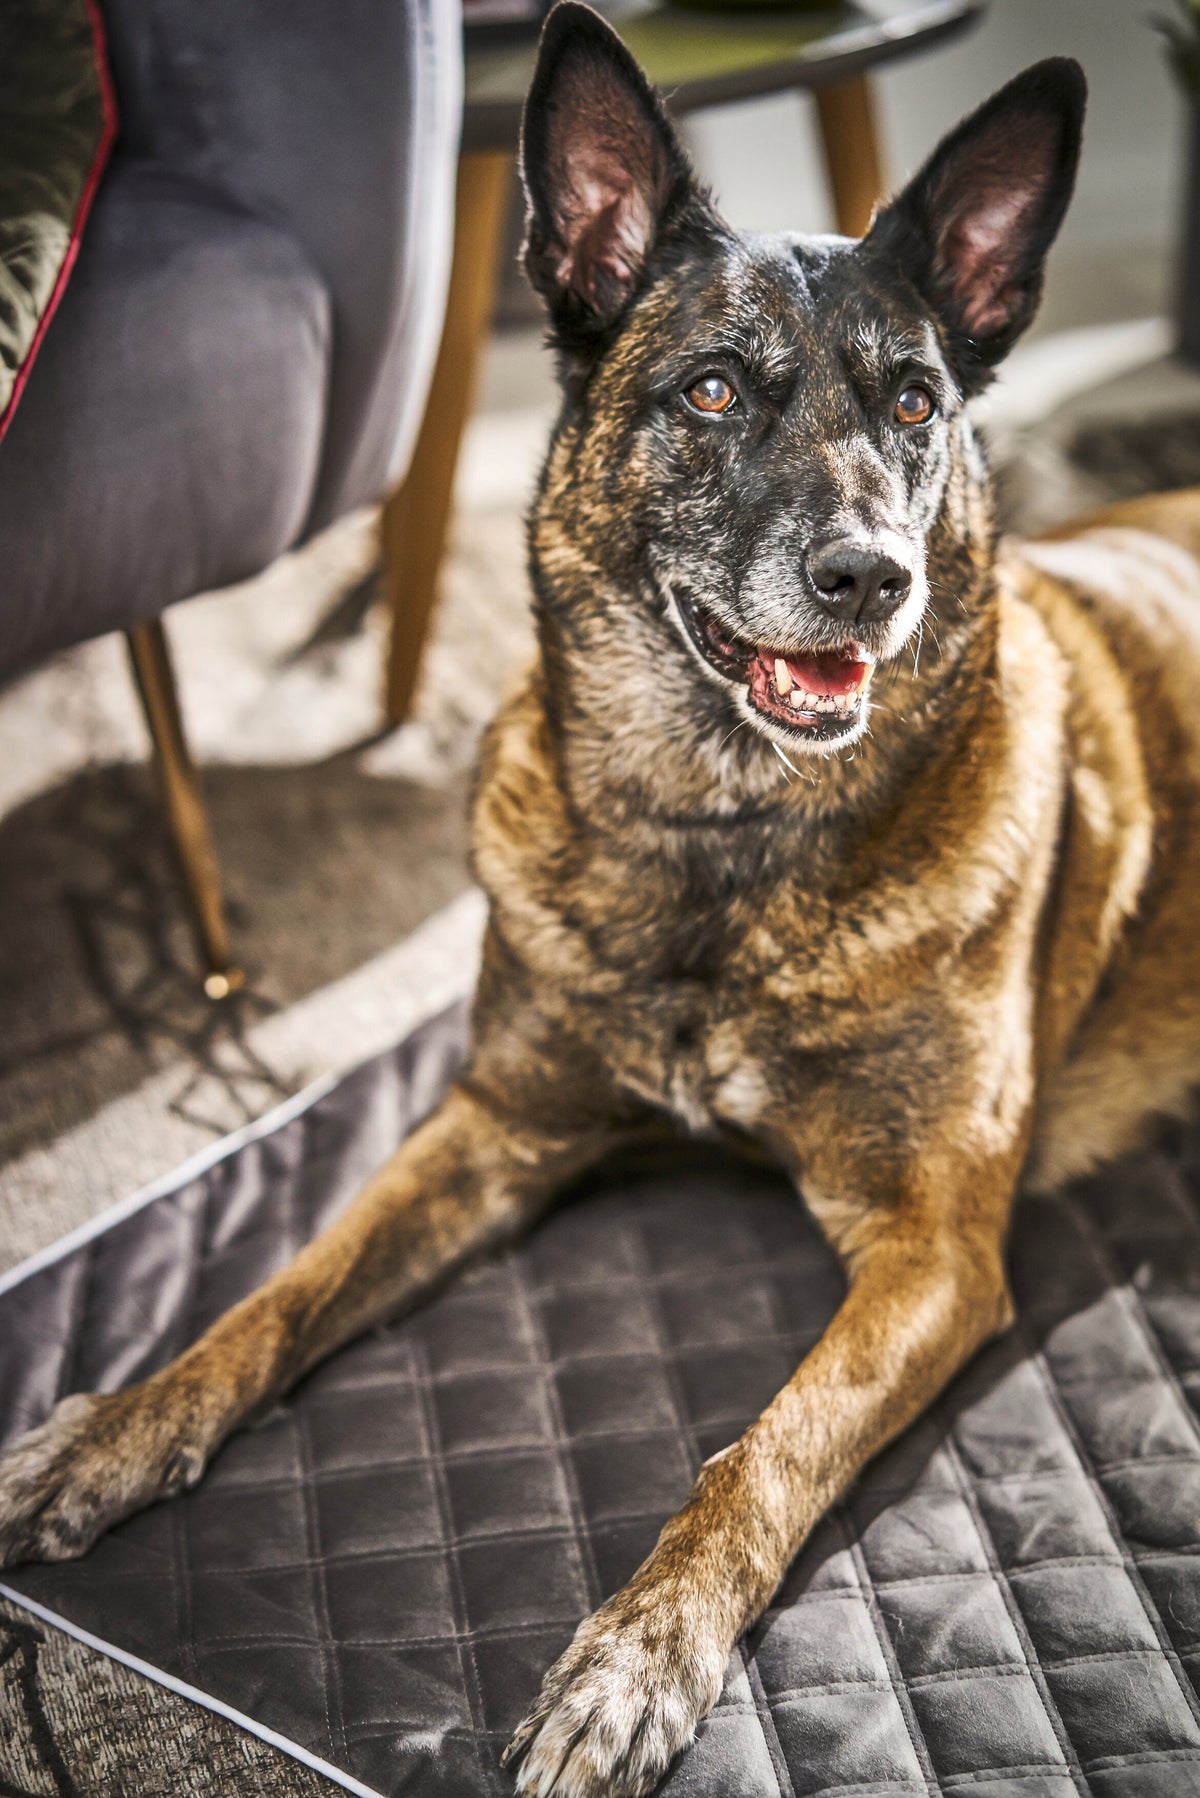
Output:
[506,1171,1016,1798]
[0,1074,617,1567]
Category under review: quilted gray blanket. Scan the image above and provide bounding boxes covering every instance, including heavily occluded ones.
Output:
[2,1001,1200,1796]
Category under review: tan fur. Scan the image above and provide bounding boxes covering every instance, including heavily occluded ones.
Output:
[1019,493,1200,1188]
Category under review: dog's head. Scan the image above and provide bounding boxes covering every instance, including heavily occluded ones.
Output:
[520,4,1084,800]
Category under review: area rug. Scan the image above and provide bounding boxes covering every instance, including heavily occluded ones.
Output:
[5,999,1200,1796]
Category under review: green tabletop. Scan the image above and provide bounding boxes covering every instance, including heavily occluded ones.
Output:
[463,0,984,152]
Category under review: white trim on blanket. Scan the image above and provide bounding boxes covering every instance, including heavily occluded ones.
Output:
[0,886,487,1262]
[0,1068,343,1300]
[0,881,488,1298]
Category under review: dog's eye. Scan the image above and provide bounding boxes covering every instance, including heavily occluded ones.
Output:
[894,385,934,426]
[686,375,737,415]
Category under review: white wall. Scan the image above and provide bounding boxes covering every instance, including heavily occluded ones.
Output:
[680,0,1187,335]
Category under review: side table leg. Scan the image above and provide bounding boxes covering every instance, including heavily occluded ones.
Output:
[126,618,243,999]
[814,75,885,239]
[382,149,513,724]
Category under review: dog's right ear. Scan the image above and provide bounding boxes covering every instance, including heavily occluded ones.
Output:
[520,2,699,341]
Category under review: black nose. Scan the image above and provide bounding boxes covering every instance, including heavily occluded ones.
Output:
[808,539,912,625]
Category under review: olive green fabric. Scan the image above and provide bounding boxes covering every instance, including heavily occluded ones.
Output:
[0,0,112,435]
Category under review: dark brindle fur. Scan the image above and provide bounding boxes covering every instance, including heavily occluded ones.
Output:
[7,11,1200,1795]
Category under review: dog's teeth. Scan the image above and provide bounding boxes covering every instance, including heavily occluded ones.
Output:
[773,657,793,696]
[788,689,806,710]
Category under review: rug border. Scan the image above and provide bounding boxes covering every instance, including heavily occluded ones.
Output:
[0,1582,385,1798]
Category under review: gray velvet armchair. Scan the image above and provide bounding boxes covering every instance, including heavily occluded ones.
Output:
[0,0,462,992]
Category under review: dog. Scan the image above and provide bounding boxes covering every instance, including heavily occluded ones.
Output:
[6,8,1200,1795]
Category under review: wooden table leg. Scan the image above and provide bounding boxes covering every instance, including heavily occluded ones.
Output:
[382,149,513,724]
[814,75,886,239]
[126,618,243,999]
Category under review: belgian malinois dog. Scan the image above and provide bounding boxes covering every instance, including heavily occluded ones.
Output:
[5,8,1200,1794]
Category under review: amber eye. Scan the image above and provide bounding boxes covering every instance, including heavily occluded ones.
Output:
[686,375,737,415]
[894,385,934,426]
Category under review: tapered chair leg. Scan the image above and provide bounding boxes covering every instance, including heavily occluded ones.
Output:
[125,617,243,999]
[382,149,513,724]
[814,74,885,238]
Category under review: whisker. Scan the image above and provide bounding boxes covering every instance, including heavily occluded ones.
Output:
[878,655,905,701]
[929,578,969,618]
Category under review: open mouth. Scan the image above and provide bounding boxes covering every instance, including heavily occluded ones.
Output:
[678,594,876,738]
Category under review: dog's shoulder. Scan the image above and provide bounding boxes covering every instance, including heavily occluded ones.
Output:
[998,499,1200,1083]
[470,662,618,993]
[1029,485,1200,564]
[472,663,570,896]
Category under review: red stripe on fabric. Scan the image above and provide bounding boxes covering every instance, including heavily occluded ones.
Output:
[0,0,119,445]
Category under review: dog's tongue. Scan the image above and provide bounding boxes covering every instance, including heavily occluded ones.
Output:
[754,646,867,696]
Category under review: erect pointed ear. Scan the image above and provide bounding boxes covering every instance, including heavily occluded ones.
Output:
[520,2,700,338]
[865,59,1085,383]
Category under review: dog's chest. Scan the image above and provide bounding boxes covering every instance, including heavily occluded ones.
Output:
[592,955,781,1136]
[619,992,789,1139]
[612,1001,740,1134]
[551,868,845,1135]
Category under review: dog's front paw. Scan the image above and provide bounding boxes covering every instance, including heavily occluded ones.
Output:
[0,1387,211,1566]
[503,1581,727,1798]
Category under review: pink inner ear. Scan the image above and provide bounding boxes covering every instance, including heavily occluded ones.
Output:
[539,52,671,315]
[939,190,1033,336]
[551,146,657,306]
[930,116,1057,338]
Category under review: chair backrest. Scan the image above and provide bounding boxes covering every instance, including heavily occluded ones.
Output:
[98,0,463,533]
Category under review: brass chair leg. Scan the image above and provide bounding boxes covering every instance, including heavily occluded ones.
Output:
[125,617,243,999]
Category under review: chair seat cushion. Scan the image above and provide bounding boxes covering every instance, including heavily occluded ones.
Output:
[0,160,331,682]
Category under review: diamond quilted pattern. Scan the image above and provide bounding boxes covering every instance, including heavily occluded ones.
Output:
[3,1000,1200,1797]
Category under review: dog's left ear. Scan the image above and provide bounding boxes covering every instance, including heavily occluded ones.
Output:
[865,59,1085,381]
[520,1,701,340]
